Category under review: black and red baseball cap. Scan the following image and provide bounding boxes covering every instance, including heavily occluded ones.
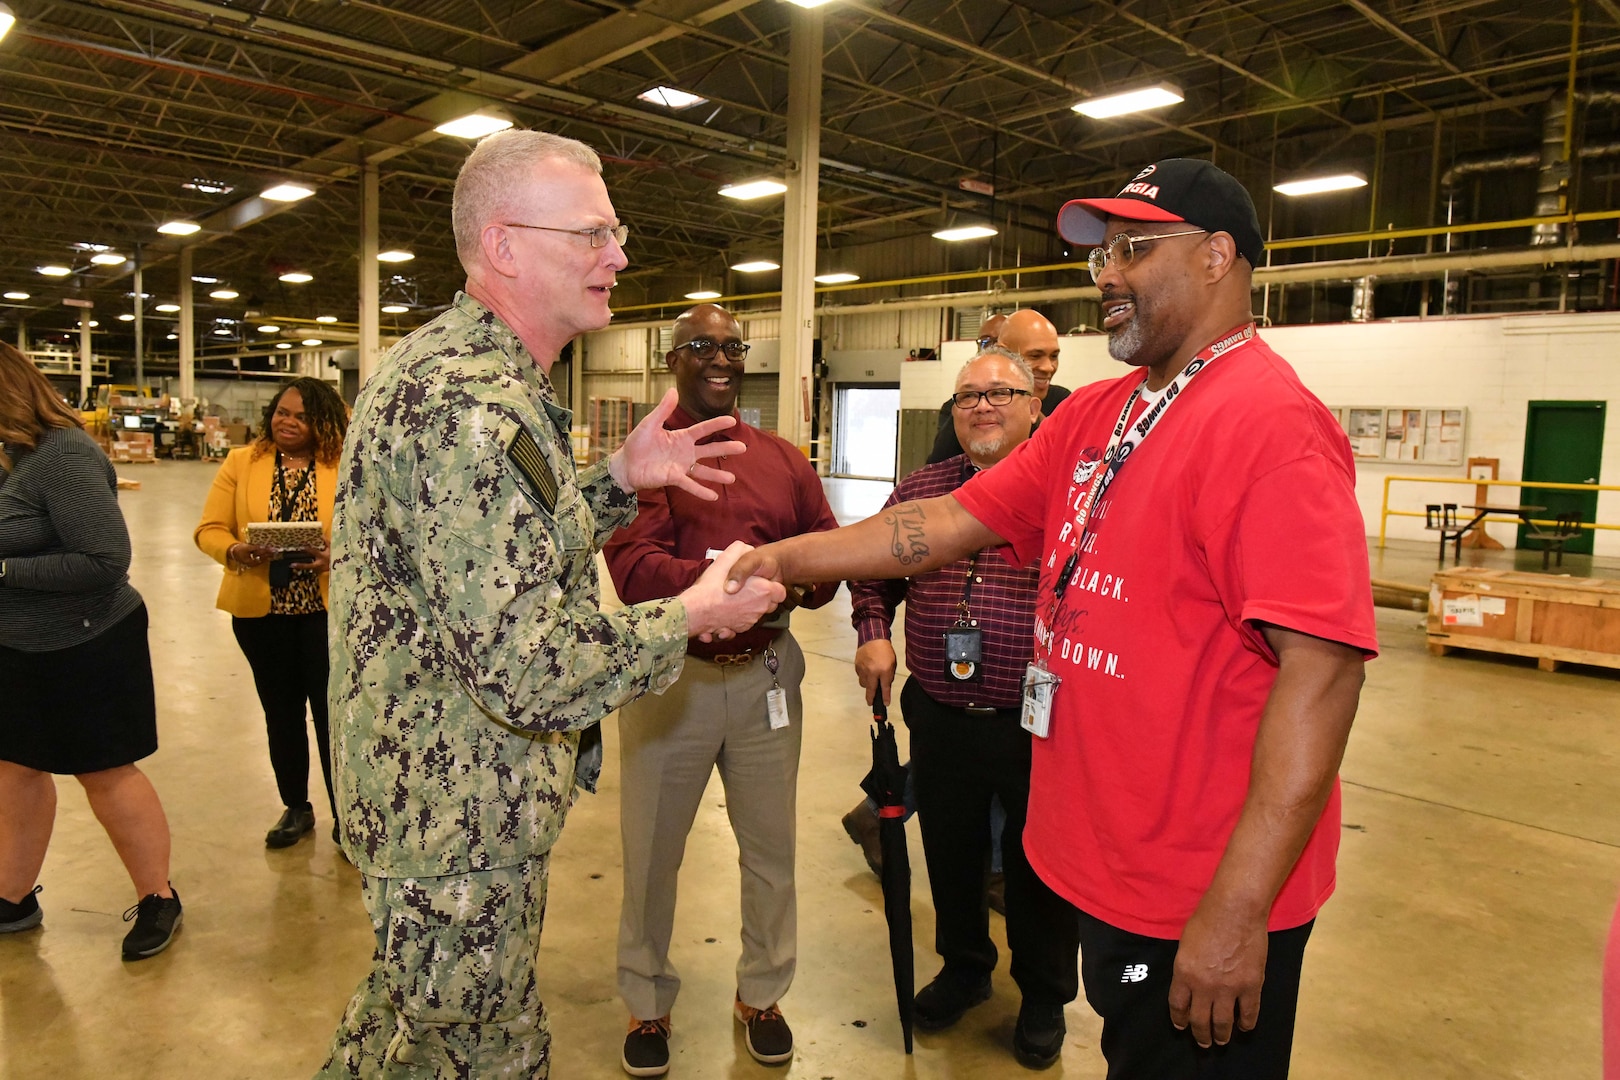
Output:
[1057,158,1265,267]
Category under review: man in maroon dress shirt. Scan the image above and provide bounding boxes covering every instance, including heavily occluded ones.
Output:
[603,305,839,1077]
[850,346,1081,1069]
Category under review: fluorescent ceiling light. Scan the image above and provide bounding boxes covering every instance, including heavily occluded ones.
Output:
[381,304,410,314]
[279,271,313,283]
[1072,83,1184,120]
[814,272,860,284]
[730,259,780,273]
[261,183,315,202]
[184,179,233,195]
[88,320,99,328]
[213,328,232,336]
[191,276,219,284]
[932,225,998,242]
[118,313,135,322]
[377,250,415,263]
[718,179,787,200]
[301,338,323,346]
[782,0,832,6]
[434,112,513,139]
[685,290,723,300]
[0,4,15,43]
[256,324,281,333]
[90,252,127,266]
[209,288,239,300]
[1274,173,1369,197]
[38,265,73,277]
[638,86,707,110]
[315,315,338,323]
[4,291,29,300]
[276,342,292,349]
[166,333,177,340]
[159,220,201,236]
[155,303,181,313]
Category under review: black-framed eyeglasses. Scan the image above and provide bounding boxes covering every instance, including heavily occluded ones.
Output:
[673,338,750,361]
[1087,228,1208,281]
[951,387,1031,410]
[503,222,630,249]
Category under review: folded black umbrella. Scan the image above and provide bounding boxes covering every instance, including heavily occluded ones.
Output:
[859,694,914,1054]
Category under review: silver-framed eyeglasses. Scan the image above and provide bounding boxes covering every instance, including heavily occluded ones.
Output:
[673,338,750,361]
[951,387,1031,410]
[1087,228,1208,280]
[503,222,629,248]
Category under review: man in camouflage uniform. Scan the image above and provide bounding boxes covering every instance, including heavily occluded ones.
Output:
[317,129,785,1080]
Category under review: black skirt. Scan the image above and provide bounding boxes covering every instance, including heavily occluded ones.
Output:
[0,602,158,774]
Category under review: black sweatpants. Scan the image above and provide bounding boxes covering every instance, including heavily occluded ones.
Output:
[901,676,1080,1007]
[231,611,335,818]
[1078,907,1314,1080]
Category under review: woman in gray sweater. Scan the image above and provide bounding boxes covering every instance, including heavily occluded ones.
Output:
[0,341,183,961]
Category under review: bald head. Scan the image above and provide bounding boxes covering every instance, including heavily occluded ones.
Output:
[998,309,1061,402]
[977,312,1009,345]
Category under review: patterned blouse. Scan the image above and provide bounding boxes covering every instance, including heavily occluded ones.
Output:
[267,454,324,615]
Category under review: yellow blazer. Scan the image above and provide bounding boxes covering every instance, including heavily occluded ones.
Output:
[194,445,337,618]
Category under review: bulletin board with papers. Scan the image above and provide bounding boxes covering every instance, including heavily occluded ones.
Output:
[1330,406,1466,464]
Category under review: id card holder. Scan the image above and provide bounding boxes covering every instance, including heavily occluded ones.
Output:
[943,626,983,683]
[1020,662,1060,739]
[764,646,790,730]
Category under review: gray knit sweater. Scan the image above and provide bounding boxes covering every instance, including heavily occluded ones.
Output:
[0,426,143,652]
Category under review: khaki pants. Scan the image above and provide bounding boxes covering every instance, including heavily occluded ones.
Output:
[316,856,550,1080]
[616,633,804,1022]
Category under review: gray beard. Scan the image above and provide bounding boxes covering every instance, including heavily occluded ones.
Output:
[965,430,1008,459]
[1107,314,1145,362]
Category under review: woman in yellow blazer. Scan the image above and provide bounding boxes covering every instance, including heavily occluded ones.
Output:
[194,377,347,850]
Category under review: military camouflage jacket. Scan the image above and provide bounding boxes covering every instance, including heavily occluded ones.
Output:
[330,292,688,877]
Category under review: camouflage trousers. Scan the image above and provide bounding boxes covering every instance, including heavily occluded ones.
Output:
[316,856,551,1080]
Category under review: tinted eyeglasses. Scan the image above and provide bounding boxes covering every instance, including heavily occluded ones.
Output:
[503,222,630,249]
[951,387,1031,410]
[1087,228,1208,281]
[673,338,750,361]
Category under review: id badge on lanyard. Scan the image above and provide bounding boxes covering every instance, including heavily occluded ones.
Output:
[1021,323,1254,739]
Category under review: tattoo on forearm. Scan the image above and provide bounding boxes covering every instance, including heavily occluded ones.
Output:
[886,503,930,566]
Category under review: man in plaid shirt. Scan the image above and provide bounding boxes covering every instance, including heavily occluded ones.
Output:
[848,347,1081,1070]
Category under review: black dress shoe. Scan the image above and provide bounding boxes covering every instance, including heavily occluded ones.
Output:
[1013,999,1066,1069]
[913,971,992,1032]
[265,804,315,848]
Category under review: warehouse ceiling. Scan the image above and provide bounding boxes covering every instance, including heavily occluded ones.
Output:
[5,0,1620,346]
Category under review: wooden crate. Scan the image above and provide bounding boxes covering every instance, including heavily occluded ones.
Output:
[1427,567,1620,672]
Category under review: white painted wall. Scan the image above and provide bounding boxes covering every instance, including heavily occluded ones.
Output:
[900,315,1619,554]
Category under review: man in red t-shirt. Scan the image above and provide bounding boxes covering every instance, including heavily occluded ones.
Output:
[727,159,1376,1079]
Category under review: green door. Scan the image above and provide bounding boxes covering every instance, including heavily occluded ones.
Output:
[1517,400,1605,556]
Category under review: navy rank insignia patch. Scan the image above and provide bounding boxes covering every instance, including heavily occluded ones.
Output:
[506,425,559,514]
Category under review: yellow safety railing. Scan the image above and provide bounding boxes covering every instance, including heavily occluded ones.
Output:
[1377,475,1620,547]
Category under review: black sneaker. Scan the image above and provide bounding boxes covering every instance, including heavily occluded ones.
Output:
[913,971,992,1032]
[121,888,183,961]
[0,885,43,933]
[266,803,315,848]
[1013,998,1066,1069]
[621,1015,671,1077]
[734,994,793,1065]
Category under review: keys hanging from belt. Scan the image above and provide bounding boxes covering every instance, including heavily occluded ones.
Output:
[763,644,789,730]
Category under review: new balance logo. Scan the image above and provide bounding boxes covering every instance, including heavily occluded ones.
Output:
[1121,964,1149,983]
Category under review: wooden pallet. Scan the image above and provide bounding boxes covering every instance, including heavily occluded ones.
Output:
[1427,567,1620,672]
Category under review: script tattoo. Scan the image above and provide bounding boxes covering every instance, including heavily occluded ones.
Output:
[886,502,931,566]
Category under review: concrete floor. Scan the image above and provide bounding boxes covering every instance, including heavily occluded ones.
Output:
[2,462,1615,1080]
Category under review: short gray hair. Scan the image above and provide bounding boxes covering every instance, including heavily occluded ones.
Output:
[956,345,1034,390]
[452,129,603,272]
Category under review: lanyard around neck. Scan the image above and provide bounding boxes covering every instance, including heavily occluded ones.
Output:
[273,451,316,522]
[1041,322,1255,652]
